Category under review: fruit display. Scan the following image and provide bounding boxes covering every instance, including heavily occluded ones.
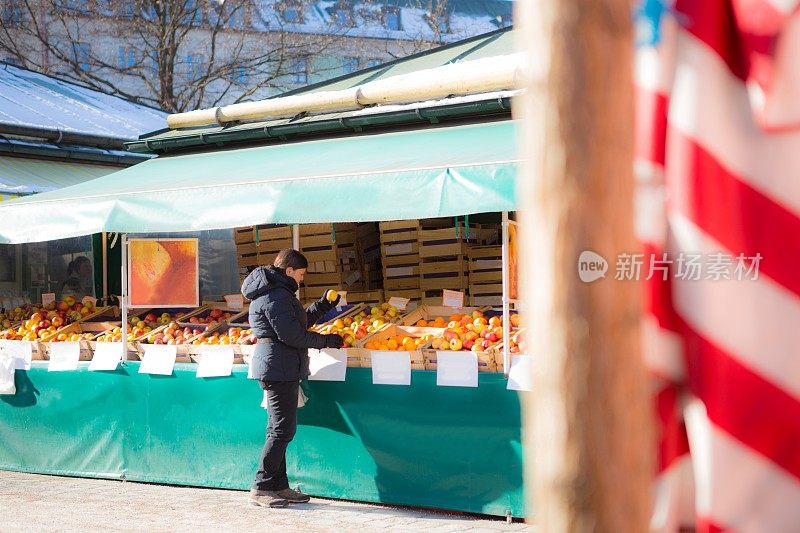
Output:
[139,321,200,345]
[316,302,400,347]
[191,326,255,346]
[0,304,40,329]
[0,298,98,341]
[426,312,523,354]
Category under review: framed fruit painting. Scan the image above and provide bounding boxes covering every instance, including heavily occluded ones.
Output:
[128,238,199,307]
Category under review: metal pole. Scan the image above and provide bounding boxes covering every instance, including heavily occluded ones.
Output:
[501,211,511,377]
[120,234,128,364]
[102,232,108,303]
[293,224,300,298]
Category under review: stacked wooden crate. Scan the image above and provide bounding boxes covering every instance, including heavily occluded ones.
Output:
[234,225,293,282]
[418,223,499,304]
[467,245,503,306]
[355,222,382,292]
[379,219,451,302]
[300,223,360,301]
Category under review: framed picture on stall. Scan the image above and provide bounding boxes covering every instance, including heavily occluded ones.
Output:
[128,238,199,307]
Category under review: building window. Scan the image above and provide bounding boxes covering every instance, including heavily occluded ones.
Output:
[332,6,351,26]
[342,56,358,74]
[432,13,449,34]
[383,7,401,31]
[72,42,90,72]
[147,50,158,76]
[120,0,135,18]
[291,57,308,84]
[183,0,202,26]
[232,64,248,85]
[1,1,24,25]
[282,2,303,23]
[118,46,136,69]
[367,58,382,69]
[187,53,205,82]
[227,4,245,29]
[57,0,89,13]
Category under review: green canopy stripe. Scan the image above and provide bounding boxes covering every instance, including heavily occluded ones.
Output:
[0,120,519,244]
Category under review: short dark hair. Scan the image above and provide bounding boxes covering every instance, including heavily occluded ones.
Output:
[273,249,308,270]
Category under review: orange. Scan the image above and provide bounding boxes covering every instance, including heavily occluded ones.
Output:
[416,319,428,327]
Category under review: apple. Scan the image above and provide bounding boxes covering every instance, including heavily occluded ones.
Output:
[63,295,76,307]
[463,339,475,349]
[449,338,463,351]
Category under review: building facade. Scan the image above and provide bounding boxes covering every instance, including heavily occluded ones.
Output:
[0,0,512,112]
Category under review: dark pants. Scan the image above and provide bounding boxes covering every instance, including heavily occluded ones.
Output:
[253,380,299,491]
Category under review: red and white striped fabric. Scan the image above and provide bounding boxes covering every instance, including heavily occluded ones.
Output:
[635,1,800,531]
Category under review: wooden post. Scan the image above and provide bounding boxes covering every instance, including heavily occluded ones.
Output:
[515,1,653,530]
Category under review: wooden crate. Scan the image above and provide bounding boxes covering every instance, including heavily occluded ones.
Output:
[344,291,384,306]
[383,289,422,303]
[418,225,499,257]
[357,323,438,359]
[398,305,489,327]
[299,223,357,236]
[419,256,469,291]
[422,350,500,373]
[234,224,292,245]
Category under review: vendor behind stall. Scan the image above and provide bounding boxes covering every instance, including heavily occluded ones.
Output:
[60,256,94,301]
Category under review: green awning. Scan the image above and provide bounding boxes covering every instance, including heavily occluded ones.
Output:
[0,120,518,244]
[0,155,122,196]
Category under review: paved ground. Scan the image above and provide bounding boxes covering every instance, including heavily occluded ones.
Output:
[0,471,532,532]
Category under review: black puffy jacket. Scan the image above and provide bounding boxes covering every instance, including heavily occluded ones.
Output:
[241,266,334,381]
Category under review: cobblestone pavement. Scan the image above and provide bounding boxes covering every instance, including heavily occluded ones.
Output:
[0,471,533,532]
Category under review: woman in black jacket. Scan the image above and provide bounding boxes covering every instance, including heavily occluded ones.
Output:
[241,249,343,508]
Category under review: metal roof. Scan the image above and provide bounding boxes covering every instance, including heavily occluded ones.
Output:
[0,62,167,143]
[132,27,514,154]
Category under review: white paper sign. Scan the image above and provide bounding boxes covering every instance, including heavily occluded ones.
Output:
[442,289,465,308]
[507,355,534,391]
[387,297,410,311]
[41,293,56,306]
[48,342,80,372]
[0,340,32,370]
[436,351,478,387]
[371,351,411,385]
[139,344,177,375]
[196,346,235,378]
[243,353,256,379]
[223,294,244,310]
[89,342,123,371]
[308,348,347,381]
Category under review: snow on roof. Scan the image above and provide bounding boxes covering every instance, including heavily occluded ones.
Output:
[0,63,167,142]
[252,0,511,43]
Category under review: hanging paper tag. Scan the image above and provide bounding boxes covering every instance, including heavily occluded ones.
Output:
[195,346,235,378]
[308,348,347,381]
[442,289,465,308]
[223,294,244,309]
[336,291,347,308]
[0,340,32,370]
[139,345,177,375]
[436,351,478,387]
[90,342,123,371]
[42,293,56,306]
[371,351,411,385]
[48,342,80,372]
[387,297,410,310]
[507,355,534,391]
